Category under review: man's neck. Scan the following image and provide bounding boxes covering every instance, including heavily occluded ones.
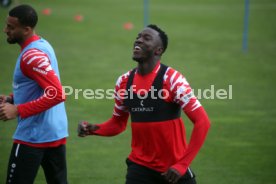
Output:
[137,58,160,75]
[19,32,35,48]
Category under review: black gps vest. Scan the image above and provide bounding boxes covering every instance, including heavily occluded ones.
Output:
[124,64,181,122]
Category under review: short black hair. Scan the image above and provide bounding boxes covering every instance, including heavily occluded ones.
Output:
[9,4,38,28]
[147,24,168,53]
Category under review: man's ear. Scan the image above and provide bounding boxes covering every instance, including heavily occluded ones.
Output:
[155,47,164,55]
[23,26,32,36]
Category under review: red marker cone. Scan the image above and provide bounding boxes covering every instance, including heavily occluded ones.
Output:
[74,14,84,22]
[123,22,134,30]
[42,8,51,15]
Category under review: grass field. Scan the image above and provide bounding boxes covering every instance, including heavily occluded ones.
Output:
[1,0,276,183]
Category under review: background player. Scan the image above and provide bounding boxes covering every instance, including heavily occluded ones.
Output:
[0,4,68,184]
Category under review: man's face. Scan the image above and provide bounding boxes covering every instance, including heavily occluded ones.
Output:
[3,16,25,44]
[132,27,163,62]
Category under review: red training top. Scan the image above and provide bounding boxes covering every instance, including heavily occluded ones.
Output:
[93,61,210,175]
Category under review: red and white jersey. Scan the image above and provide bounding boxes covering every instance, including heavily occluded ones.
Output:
[113,62,201,116]
[95,61,210,175]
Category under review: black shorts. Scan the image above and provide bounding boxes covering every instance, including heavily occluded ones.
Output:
[6,143,68,184]
[125,159,196,184]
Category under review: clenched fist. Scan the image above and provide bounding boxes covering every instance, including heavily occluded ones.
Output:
[77,121,99,137]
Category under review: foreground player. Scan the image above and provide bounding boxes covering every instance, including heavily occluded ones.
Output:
[78,24,210,184]
[0,5,68,184]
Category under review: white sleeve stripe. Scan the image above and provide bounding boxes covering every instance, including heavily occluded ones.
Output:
[114,91,123,99]
[181,99,201,110]
[163,67,170,81]
[22,49,40,57]
[26,56,38,65]
[191,100,201,111]
[181,103,187,109]
[45,66,52,72]
[114,94,120,101]
[115,92,126,101]
[22,51,45,61]
[116,71,130,87]
[180,94,191,108]
[181,92,194,105]
[38,60,50,68]
[171,76,190,91]
[115,103,126,110]
[164,67,169,75]
[176,86,188,95]
[170,71,177,85]
[171,75,184,91]
[23,52,45,60]
[26,56,47,65]
[113,111,121,116]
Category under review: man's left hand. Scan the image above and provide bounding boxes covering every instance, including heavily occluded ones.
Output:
[0,103,18,121]
[162,168,182,184]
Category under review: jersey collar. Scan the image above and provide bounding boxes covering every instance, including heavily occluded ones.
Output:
[20,34,40,51]
[136,60,161,75]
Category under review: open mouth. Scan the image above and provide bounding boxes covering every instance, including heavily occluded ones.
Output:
[134,45,142,52]
[133,45,144,56]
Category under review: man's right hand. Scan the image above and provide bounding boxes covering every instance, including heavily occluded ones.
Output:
[0,95,12,104]
[77,121,99,137]
[0,95,7,104]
